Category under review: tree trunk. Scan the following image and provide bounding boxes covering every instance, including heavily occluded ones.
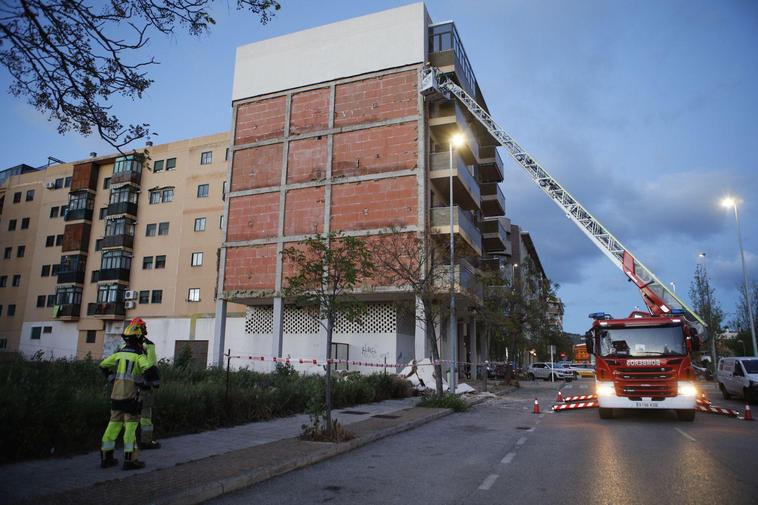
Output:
[325,314,334,435]
[425,303,444,396]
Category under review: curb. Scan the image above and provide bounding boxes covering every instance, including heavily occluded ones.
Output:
[154,408,453,505]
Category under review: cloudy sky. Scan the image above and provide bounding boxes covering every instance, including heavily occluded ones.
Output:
[1,0,755,334]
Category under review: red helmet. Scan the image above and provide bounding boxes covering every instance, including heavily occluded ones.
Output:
[128,317,148,335]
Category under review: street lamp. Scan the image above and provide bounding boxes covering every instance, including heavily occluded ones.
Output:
[669,281,676,293]
[721,196,757,357]
[448,133,465,393]
[698,252,718,366]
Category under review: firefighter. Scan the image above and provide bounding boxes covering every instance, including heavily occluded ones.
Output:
[131,317,161,450]
[99,321,157,470]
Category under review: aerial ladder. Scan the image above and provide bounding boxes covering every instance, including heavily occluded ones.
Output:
[420,67,706,331]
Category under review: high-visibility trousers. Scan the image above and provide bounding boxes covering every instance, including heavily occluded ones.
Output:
[101,409,140,458]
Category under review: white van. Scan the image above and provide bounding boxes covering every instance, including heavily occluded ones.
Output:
[716,357,758,402]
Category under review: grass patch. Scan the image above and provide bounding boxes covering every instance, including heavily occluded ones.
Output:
[418,394,469,412]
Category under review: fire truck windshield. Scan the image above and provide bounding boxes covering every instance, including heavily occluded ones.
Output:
[598,326,686,357]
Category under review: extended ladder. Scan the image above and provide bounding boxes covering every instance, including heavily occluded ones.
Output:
[420,67,705,328]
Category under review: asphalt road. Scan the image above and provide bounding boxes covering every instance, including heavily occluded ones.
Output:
[209,379,758,505]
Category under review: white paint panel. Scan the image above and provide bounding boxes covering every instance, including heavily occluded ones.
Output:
[232,3,426,100]
[19,321,78,359]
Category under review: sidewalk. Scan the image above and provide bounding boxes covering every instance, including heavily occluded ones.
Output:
[0,397,458,505]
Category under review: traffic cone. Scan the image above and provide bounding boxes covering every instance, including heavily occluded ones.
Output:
[744,403,753,421]
[533,398,540,414]
[556,391,565,403]
[700,392,710,404]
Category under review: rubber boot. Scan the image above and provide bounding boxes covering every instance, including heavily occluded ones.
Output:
[122,451,146,471]
[100,450,118,468]
[141,440,161,450]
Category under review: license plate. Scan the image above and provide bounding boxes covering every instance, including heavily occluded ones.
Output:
[635,401,658,408]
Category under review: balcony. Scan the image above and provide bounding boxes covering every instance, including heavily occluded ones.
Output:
[479,145,504,183]
[101,234,134,249]
[87,302,126,318]
[111,170,141,186]
[481,216,512,255]
[480,182,506,217]
[429,151,480,210]
[57,270,85,284]
[435,258,482,300]
[93,268,131,282]
[431,206,482,256]
[53,303,80,319]
[107,201,138,218]
[64,208,93,222]
[428,100,480,163]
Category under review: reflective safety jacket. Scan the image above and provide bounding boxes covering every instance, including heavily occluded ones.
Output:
[100,344,157,403]
[141,342,161,390]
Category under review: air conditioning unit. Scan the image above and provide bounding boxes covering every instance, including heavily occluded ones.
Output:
[46,181,56,189]
[124,290,138,301]
[125,300,137,309]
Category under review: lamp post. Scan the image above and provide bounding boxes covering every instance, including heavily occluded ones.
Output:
[698,252,718,366]
[722,197,757,357]
[669,281,676,293]
[449,133,465,394]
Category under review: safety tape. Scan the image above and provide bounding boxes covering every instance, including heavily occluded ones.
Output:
[562,394,597,402]
[697,405,739,417]
[696,398,712,406]
[553,401,597,411]
[227,353,503,369]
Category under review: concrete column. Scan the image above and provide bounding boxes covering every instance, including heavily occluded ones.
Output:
[470,320,478,381]
[271,297,284,370]
[211,299,227,367]
[414,296,427,360]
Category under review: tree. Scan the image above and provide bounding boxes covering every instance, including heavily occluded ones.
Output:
[688,264,724,364]
[282,231,375,436]
[729,281,758,356]
[0,0,280,150]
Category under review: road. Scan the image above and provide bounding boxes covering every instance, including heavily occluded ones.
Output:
[209,379,758,505]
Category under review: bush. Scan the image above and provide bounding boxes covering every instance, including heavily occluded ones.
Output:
[418,394,469,412]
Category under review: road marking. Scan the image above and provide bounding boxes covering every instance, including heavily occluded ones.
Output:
[501,452,516,464]
[675,428,696,442]
[580,384,588,390]
[478,474,499,490]
[516,436,527,446]
[564,384,573,389]
[539,413,545,418]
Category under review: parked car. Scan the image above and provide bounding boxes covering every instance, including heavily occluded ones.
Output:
[527,362,574,381]
[568,362,595,378]
[717,357,758,402]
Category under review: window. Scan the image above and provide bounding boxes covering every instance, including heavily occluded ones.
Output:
[166,157,176,171]
[158,222,170,235]
[191,252,203,267]
[155,255,166,269]
[54,178,64,189]
[17,246,25,258]
[8,219,16,231]
[222,181,226,201]
[64,176,72,188]
[146,223,157,236]
[109,186,138,205]
[194,217,206,232]
[151,290,163,304]
[31,327,41,339]
[143,256,153,270]
[95,239,103,251]
[0,276,6,287]
[139,290,150,304]
[12,274,21,286]
[4,247,12,259]
[46,235,55,247]
[104,218,135,237]
[153,160,164,172]
[197,184,209,198]
[99,207,107,220]
[13,192,21,203]
[37,295,46,308]
[8,304,16,316]
[0,306,3,316]
[187,288,200,302]
[162,188,173,202]
[51,263,60,275]
[149,190,161,204]
[46,294,55,307]
[219,215,224,229]
[101,250,132,270]
[114,155,143,174]
[50,206,59,218]
[0,338,5,349]
[96,283,125,303]
[200,151,213,165]
[26,189,34,201]
[103,177,111,190]
[43,326,52,333]
[61,205,68,216]
[56,234,63,246]
[41,265,51,276]
[21,217,29,229]
[225,148,230,161]
[86,330,97,343]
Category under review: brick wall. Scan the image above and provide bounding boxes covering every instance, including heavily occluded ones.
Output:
[334,70,417,127]
[235,96,286,145]
[332,123,417,178]
[231,143,283,191]
[330,176,417,231]
[284,187,324,236]
[287,137,327,184]
[224,244,277,291]
[226,193,279,242]
[290,88,330,135]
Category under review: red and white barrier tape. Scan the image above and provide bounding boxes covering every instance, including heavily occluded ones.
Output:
[553,401,597,411]
[697,404,739,417]
[562,394,597,402]
[227,353,494,369]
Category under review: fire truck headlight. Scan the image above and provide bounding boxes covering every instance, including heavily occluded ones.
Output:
[596,382,615,397]
[678,382,697,396]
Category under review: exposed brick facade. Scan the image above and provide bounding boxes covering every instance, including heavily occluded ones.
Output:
[224,244,277,291]
[234,96,286,145]
[231,143,284,191]
[334,70,417,127]
[284,187,325,236]
[290,88,330,135]
[332,122,417,178]
[226,193,280,242]
[287,137,327,184]
[330,176,417,231]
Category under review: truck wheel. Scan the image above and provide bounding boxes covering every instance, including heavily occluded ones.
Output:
[676,409,695,422]
[528,373,535,381]
[598,408,613,419]
[719,383,731,400]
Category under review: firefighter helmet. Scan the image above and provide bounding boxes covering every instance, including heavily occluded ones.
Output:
[123,320,145,339]
[127,317,148,336]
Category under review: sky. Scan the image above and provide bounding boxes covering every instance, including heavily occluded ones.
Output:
[1,0,756,334]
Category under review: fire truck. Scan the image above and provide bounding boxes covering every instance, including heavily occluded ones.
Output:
[420,67,705,421]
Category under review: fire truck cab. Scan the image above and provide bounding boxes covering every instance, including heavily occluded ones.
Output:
[585,310,700,421]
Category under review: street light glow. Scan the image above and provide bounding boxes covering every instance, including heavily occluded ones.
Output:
[450,133,465,148]
[721,196,736,209]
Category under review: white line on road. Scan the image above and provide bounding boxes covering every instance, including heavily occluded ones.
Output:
[501,452,516,464]
[478,474,500,490]
[564,384,573,389]
[516,436,527,446]
[675,428,696,442]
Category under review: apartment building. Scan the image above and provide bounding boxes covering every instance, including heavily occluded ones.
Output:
[215,3,520,375]
[0,133,243,361]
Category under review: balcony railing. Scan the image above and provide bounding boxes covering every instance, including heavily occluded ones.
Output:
[87,302,126,317]
[481,216,511,255]
[478,145,504,183]
[53,303,81,319]
[106,201,138,217]
[111,170,141,186]
[93,268,131,282]
[435,258,482,299]
[480,182,506,217]
[101,234,134,249]
[428,100,480,162]
[431,206,482,255]
[429,151,480,210]
[56,270,85,284]
[64,208,93,222]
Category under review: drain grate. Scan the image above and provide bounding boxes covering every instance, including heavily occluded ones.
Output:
[340,410,369,415]
[372,414,400,419]
[516,426,532,430]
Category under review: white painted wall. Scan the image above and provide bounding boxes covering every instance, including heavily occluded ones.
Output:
[232,2,426,100]
[19,321,78,359]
